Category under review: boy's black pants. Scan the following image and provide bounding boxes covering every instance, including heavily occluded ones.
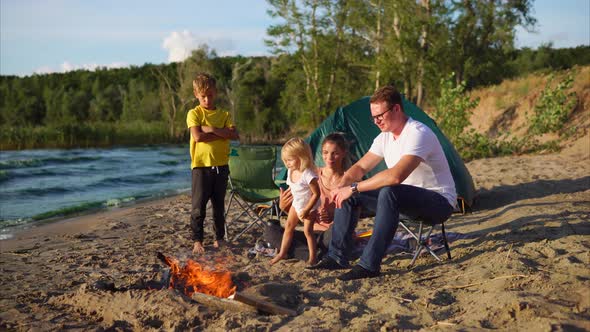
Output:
[191,165,229,242]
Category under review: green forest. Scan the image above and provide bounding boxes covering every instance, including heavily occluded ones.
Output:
[1,0,589,151]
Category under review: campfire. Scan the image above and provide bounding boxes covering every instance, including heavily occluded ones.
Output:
[157,252,236,298]
[156,252,297,316]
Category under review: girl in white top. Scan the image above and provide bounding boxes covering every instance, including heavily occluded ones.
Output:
[270,138,321,266]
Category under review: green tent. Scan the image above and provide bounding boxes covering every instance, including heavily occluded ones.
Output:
[280,96,475,209]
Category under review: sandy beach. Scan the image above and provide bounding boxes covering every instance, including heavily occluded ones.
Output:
[0,134,588,331]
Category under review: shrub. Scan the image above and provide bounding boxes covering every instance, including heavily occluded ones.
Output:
[432,73,561,161]
[454,130,559,161]
[432,73,480,143]
[528,73,577,135]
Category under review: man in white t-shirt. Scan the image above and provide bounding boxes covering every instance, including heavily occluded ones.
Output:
[307,85,457,280]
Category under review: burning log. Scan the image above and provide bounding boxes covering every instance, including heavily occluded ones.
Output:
[191,292,256,314]
[156,252,298,316]
[233,292,297,316]
[157,252,236,298]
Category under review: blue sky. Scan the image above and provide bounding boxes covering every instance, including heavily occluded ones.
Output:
[1,0,588,76]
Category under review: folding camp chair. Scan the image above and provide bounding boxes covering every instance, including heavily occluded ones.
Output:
[398,214,452,268]
[224,146,281,242]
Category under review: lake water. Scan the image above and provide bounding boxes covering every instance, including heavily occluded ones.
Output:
[0,144,285,240]
[0,145,192,239]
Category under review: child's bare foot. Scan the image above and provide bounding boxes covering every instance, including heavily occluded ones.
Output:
[307,258,317,266]
[213,239,225,249]
[270,254,285,265]
[192,241,205,254]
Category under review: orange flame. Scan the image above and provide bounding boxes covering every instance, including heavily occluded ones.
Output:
[161,254,236,298]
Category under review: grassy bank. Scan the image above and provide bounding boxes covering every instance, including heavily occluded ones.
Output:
[0,121,186,150]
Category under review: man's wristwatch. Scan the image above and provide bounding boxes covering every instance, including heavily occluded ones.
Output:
[350,182,359,195]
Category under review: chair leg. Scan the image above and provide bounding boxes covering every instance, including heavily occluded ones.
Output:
[225,193,264,238]
[421,226,442,262]
[225,193,272,242]
[441,223,452,260]
[231,204,271,242]
[231,217,261,241]
[408,222,442,267]
[409,222,424,267]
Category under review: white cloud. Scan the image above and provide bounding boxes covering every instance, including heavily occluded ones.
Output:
[161,30,237,62]
[61,61,128,72]
[162,30,198,62]
[33,66,55,75]
[33,61,128,75]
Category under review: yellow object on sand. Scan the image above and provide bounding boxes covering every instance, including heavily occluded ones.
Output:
[356,230,373,238]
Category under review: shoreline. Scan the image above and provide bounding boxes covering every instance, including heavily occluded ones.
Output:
[0,194,186,252]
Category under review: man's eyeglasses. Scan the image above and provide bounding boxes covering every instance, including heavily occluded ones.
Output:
[371,107,392,122]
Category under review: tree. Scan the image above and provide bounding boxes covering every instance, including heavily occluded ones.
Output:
[415,0,431,107]
[445,0,536,87]
[62,89,90,123]
[153,47,216,138]
[346,0,384,90]
[43,86,67,125]
[89,78,123,122]
[266,0,350,126]
[121,79,161,122]
[230,57,289,142]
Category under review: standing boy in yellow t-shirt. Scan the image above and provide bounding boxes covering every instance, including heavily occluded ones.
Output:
[186,73,239,254]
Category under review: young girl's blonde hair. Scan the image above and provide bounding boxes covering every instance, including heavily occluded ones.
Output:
[281,138,314,172]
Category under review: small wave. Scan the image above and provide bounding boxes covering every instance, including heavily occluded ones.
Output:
[0,159,43,170]
[0,218,28,228]
[0,190,184,231]
[0,170,9,183]
[0,156,101,170]
[0,186,72,201]
[158,160,181,166]
[3,168,66,182]
[31,201,105,221]
[161,149,187,157]
[29,194,150,222]
[90,170,176,188]
[43,156,102,165]
[17,186,72,197]
[1,169,178,200]
[0,233,14,240]
[105,197,136,207]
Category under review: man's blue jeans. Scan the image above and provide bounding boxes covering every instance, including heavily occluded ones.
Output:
[326,184,454,272]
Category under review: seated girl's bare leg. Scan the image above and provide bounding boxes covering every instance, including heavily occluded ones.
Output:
[270,207,299,265]
[303,215,317,265]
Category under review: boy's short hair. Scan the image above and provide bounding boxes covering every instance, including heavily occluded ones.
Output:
[370,85,403,111]
[193,73,217,93]
[282,137,314,172]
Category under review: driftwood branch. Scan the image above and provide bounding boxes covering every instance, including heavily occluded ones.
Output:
[233,292,297,316]
[393,295,414,303]
[432,321,457,327]
[503,243,514,264]
[442,274,528,290]
[413,274,442,283]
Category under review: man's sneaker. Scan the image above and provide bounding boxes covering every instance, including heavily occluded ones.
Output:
[337,265,380,281]
[305,257,347,270]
